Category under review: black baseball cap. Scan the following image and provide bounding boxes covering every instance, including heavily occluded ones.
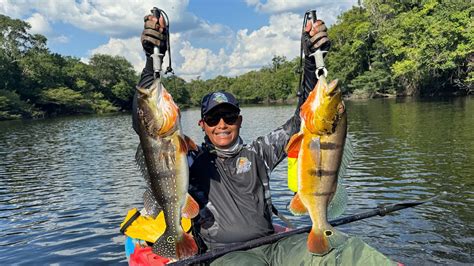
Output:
[201,91,240,118]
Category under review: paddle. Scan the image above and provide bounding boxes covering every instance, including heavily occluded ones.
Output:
[169,192,446,265]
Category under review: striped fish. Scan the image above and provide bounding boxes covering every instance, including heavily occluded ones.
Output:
[286,76,347,255]
[135,79,199,260]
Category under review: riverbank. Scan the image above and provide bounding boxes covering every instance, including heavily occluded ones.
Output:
[3,93,473,122]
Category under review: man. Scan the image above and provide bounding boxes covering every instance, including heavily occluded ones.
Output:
[134,11,396,266]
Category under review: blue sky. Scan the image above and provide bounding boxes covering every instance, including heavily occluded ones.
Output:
[1,0,357,80]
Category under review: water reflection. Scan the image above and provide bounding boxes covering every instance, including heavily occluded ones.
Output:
[0,97,472,264]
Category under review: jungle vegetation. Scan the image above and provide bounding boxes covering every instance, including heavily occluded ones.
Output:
[1,0,472,120]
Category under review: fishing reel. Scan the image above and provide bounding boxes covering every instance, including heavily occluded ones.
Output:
[150,7,174,77]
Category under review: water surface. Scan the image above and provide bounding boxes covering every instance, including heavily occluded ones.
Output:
[0,97,472,264]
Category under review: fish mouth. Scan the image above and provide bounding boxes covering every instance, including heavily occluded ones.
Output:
[137,84,160,99]
[136,87,152,97]
[326,79,339,97]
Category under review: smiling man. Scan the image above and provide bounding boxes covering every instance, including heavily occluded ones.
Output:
[199,92,242,150]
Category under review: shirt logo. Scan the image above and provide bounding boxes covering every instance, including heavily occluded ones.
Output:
[212,92,228,103]
[236,157,251,174]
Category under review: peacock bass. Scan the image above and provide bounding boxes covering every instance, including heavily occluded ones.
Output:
[135,79,199,260]
[286,76,347,255]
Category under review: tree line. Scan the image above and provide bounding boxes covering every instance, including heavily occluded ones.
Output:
[1,0,472,120]
[327,0,472,98]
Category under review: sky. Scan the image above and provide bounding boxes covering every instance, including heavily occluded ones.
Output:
[1,0,357,81]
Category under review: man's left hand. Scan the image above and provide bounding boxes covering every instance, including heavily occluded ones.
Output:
[302,19,330,57]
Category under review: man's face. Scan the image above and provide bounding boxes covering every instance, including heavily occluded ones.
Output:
[200,105,242,149]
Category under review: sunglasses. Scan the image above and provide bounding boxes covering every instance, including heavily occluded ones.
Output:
[203,112,239,126]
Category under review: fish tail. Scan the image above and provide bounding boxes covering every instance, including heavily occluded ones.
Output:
[152,231,177,259]
[307,228,332,255]
[175,232,198,259]
[152,230,198,259]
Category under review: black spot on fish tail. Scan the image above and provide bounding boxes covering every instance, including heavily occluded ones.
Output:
[319,142,342,150]
[307,169,338,178]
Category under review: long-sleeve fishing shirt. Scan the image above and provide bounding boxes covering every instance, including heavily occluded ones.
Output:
[133,56,318,251]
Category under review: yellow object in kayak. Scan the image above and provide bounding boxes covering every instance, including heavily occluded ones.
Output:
[120,208,192,243]
[287,149,299,193]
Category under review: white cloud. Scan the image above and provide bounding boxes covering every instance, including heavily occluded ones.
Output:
[246,0,358,25]
[0,0,24,17]
[88,31,185,74]
[88,36,145,72]
[228,13,300,69]
[0,0,188,37]
[25,13,51,35]
[177,41,229,81]
[175,12,303,80]
[51,35,70,44]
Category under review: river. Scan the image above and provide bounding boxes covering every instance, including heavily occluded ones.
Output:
[0,97,472,265]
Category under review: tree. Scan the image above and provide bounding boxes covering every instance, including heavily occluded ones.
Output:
[163,75,191,107]
[89,54,137,109]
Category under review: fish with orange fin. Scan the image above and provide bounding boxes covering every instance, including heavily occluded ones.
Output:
[135,79,199,260]
[286,75,347,255]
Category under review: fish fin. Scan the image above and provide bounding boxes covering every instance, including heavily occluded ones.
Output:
[181,193,200,219]
[337,137,353,180]
[307,228,331,255]
[136,144,162,217]
[176,232,198,259]
[135,144,146,177]
[327,137,353,219]
[286,132,303,154]
[136,144,152,186]
[288,193,308,215]
[153,231,198,260]
[178,136,188,153]
[184,135,198,152]
[143,189,162,218]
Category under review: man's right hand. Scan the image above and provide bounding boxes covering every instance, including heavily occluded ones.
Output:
[141,14,167,56]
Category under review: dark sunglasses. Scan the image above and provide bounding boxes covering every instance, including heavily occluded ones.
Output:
[203,112,239,126]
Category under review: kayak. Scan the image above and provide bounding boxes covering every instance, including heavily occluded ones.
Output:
[124,224,290,266]
[122,194,444,265]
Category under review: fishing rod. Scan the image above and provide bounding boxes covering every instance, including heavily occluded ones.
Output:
[169,192,447,265]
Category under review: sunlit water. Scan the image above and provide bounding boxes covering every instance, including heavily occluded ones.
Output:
[1,97,472,265]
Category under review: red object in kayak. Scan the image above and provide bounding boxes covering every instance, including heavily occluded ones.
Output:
[129,245,170,266]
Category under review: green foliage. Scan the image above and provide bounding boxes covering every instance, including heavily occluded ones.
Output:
[39,87,92,114]
[89,54,138,109]
[0,14,138,119]
[327,7,373,87]
[18,51,67,98]
[163,75,191,107]
[1,2,472,120]
[0,89,42,120]
[328,0,473,96]
[89,92,119,114]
